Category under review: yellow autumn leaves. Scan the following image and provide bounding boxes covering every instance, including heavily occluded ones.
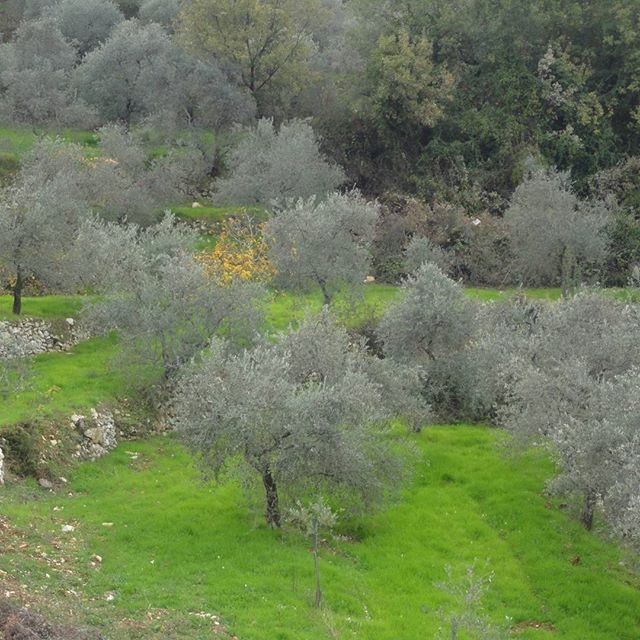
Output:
[197,219,275,286]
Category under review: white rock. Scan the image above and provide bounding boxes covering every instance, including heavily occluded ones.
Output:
[61,524,75,533]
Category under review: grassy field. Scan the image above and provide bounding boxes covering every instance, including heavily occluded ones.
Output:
[1,426,638,639]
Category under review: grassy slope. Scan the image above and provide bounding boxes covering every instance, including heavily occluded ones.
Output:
[1,427,638,639]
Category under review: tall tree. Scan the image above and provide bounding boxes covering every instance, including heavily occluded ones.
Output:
[177,0,320,116]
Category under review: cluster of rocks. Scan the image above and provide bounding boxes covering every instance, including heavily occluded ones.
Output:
[0,318,81,359]
[71,409,117,461]
[0,599,103,640]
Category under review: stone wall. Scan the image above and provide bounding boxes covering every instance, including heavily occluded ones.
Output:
[0,318,81,359]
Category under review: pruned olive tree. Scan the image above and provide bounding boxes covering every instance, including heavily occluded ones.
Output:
[265,190,379,305]
[172,310,409,527]
[504,167,612,288]
[0,139,90,314]
[73,216,265,381]
[214,118,345,207]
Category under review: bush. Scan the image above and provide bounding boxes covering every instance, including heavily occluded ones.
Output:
[0,152,20,185]
[0,423,41,477]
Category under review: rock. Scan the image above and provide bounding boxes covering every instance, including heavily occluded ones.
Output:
[0,447,4,486]
[84,427,105,446]
[65,318,75,327]
[364,275,376,283]
[192,201,203,208]
[73,408,117,460]
[38,478,54,489]
[0,318,81,358]
[61,524,75,533]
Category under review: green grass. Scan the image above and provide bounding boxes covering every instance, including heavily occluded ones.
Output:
[0,335,125,426]
[465,287,564,301]
[0,295,84,320]
[0,125,98,158]
[1,426,638,639]
[171,203,267,223]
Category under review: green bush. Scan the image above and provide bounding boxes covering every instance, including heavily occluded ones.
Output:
[0,151,20,184]
[0,423,41,477]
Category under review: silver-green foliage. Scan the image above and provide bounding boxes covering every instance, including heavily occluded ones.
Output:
[403,235,452,275]
[75,216,265,380]
[85,124,194,225]
[265,190,379,305]
[48,0,124,56]
[0,138,91,313]
[74,19,174,123]
[377,263,477,420]
[501,292,640,539]
[504,167,612,286]
[172,310,409,527]
[214,118,345,207]
[379,262,474,364]
[0,17,96,126]
[138,0,179,29]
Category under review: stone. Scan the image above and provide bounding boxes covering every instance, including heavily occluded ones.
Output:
[61,524,75,533]
[65,318,75,327]
[38,478,54,489]
[192,201,203,208]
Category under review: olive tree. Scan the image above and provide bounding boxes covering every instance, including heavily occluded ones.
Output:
[48,0,124,56]
[500,291,640,533]
[74,19,174,124]
[214,118,345,207]
[74,216,265,381]
[155,51,256,132]
[504,167,612,287]
[403,235,452,275]
[0,139,90,314]
[377,262,477,420]
[82,124,195,225]
[138,0,179,29]
[172,311,408,527]
[265,191,378,305]
[0,17,95,127]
